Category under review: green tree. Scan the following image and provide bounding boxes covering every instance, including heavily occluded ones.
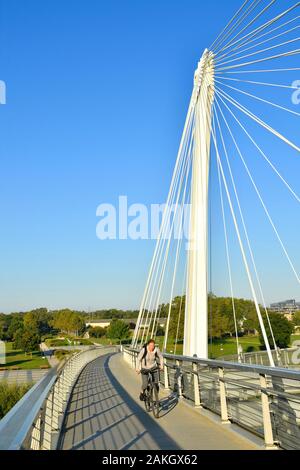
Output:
[258,312,294,350]
[0,314,11,341]
[21,328,40,353]
[52,310,85,336]
[13,327,40,354]
[106,319,130,344]
[168,296,185,341]
[7,315,24,341]
[12,328,25,350]
[24,308,51,336]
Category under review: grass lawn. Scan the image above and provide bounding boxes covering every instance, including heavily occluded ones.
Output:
[90,333,299,359]
[291,335,300,344]
[45,338,70,347]
[208,336,261,358]
[90,337,131,346]
[154,335,261,358]
[0,342,50,370]
[45,336,93,347]
[92,334,261,358]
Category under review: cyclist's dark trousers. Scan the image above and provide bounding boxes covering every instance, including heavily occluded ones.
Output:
[141,368,159,392]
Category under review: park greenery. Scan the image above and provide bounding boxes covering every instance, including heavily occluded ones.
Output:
[257,311,294,349]
[0,298,296,418]
[152,294,297,352]
[106,319,131,344]
[0,382,32,419]
[54,349,80,361]
[1,342,50,370]
[0,296,299,361]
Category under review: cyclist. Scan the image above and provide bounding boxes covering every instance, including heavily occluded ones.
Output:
[136,339,164,401]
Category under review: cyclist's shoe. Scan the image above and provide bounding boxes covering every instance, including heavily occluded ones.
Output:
[139,392,145,402]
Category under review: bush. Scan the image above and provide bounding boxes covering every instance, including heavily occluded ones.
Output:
[54,349,79,361]
[88,326,106,338]
[258,312,294,350]
[74,338,93,345]
[45,338,69,347]
[0,382,32,419]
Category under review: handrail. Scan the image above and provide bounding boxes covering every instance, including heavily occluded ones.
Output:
[125,346,300,380]
[123,346,300,450]
[0,346,114,450]
[0,367,57,450]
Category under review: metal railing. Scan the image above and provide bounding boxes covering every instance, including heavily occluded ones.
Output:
[0,346,116,450]
[123,347,300,450]
[218,347,299,368]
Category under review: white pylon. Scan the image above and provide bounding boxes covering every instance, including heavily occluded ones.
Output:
[183,50,215,358]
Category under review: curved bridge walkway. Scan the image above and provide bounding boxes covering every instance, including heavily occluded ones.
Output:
[58,351,260,450]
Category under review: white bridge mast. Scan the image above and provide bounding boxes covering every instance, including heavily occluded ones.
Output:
[183,49,215,358]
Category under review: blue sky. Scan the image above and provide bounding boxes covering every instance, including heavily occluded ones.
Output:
[0,0,299,313]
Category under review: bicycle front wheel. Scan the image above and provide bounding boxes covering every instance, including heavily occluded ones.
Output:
[144,390,152,412]
[152,387,160,419]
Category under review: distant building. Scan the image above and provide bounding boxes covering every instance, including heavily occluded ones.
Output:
[269,299,300,315]
[86,318,166,330]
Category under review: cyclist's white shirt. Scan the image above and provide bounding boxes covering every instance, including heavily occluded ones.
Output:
[137,346,164,371]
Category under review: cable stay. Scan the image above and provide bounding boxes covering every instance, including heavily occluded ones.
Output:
[133,1,300,368]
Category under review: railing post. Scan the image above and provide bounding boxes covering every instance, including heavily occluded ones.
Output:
[218,367,230,424]
[164,359,169,390]
[30,415,42,450]
[42,391,54,450]
[284,350,288,367]
[176,360,183,399]
[193,362,201,408]
[133,351,137,370]
[259,373,276,449]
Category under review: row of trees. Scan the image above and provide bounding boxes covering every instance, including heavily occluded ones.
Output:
[0,307,133,351]
[51,309,85,336]
[0,308,140,342]
[151,294,295,349]
[0,309,50,352]
[84,309,139,320]
[0,308,87,353]
[1,298,297,352]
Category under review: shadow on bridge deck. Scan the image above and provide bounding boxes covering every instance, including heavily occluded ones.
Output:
[58,352,258,450]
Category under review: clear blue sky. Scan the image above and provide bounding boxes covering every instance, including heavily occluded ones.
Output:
[0,0,299,313]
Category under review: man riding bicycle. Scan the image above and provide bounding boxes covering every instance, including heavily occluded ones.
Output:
[136,339,164,401]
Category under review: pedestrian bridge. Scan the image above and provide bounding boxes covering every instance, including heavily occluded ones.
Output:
[58,351,255,450]
[1,346,300,451]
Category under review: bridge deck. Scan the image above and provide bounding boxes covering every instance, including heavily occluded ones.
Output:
[58,352,259,450]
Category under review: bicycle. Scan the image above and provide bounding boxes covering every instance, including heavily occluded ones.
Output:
[141,367,160,419]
